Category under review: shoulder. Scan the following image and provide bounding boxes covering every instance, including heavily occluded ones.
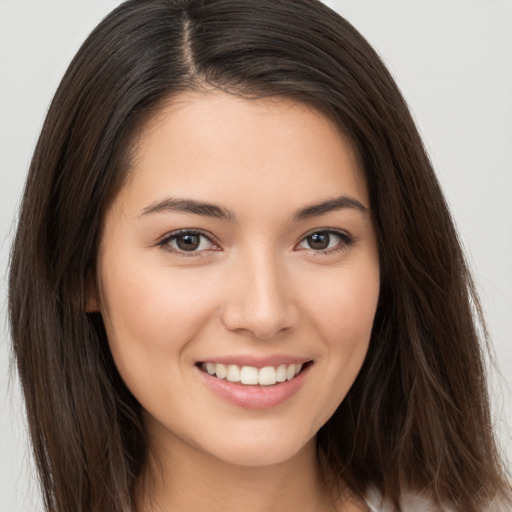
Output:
[364,486,511,512]
[364,487,443,512]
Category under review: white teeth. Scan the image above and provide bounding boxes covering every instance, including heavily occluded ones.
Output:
[202,362,306,385]
[259,366,277,386]
[276,364,287,383]
[240,366,259,385]
[215,363,227,379]
[226,364,241,383]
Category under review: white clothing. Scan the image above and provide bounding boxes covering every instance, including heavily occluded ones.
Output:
[364,487,511,512]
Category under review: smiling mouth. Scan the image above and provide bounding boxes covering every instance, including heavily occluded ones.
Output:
[197,361,312,386]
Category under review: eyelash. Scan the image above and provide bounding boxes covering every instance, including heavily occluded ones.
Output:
[157,229,220,257]
[297,228,355,255]
[157,228,354,257]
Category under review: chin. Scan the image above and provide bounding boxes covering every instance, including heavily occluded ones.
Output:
[197,429,316,468]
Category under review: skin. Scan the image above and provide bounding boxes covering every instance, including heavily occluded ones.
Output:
[90,91,380,511]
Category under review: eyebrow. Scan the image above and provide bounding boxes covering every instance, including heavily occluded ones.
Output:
[139,195,369,222]
[293,195,368,221]
[140,198,236,221]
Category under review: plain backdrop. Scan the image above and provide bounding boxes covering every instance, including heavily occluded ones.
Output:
[1,1,511,510]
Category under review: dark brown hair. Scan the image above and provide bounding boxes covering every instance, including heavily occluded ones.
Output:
[9,1,510,511]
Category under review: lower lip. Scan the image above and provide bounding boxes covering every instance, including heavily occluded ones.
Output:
[197,364,311,409]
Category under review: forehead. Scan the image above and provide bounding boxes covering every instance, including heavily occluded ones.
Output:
[118,91,368,216]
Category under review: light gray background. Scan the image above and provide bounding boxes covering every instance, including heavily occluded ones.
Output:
[1,1,511,510]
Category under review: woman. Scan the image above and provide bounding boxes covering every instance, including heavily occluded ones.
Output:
[8,0,511,511]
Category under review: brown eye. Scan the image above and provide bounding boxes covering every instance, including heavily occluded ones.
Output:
[160,231,217,254]
[306,232,331,250]
[297,230,353,253]
[176,233,201,251]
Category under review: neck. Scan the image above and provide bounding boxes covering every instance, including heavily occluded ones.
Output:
[136,435,344,512]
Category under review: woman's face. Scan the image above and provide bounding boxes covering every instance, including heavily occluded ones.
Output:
[93,91,380,467]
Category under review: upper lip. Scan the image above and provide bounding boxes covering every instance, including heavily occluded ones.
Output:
[197,355,312,368]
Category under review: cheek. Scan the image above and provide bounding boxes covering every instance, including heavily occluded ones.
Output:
[97,253,220,378]
[305,259,379,345]
[300,259,379,411]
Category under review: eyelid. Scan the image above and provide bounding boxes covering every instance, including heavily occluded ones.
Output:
[156,227,354,256]
[157,228,221,256]
[294,227,355,253]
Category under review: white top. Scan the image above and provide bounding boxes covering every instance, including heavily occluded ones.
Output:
[365,487,452,511]
[364,487,510,512]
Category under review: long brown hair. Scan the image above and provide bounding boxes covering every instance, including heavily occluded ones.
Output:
[8,1,510,511]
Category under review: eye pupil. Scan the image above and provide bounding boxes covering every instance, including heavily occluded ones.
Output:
[177,234,200,251]
[308,232,330,250]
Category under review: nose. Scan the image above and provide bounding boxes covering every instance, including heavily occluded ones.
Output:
[221,250,299,339]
